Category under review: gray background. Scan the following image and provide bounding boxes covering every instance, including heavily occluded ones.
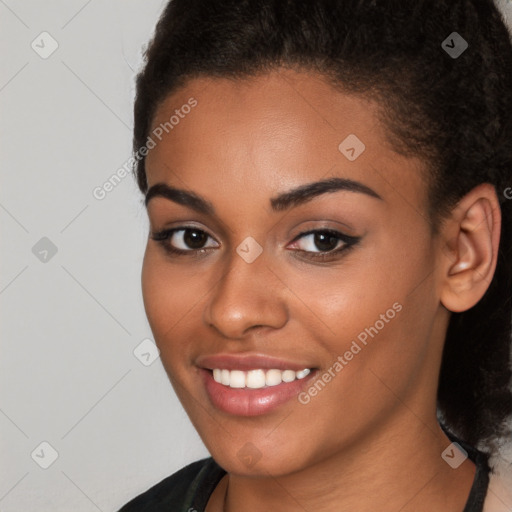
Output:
[1,1,512,511]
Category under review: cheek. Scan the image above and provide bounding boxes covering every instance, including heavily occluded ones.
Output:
[299,233,437,368]
[141,248,194,350]
[141,246,219,384]
[328,246,439,396]
[142,247,198,325]
[141,249,168,331]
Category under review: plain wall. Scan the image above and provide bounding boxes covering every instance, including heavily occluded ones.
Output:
[1,2,209,511]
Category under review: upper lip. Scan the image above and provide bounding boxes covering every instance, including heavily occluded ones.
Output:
[196,353,315,371]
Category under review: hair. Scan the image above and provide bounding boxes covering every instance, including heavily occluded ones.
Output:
[132,0,512,454]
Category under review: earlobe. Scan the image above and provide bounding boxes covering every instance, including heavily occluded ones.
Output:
[440,184,501,313]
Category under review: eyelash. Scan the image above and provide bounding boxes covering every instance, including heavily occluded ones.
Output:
[150,227,360,262]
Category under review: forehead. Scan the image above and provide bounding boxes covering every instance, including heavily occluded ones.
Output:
[145,69,429,214]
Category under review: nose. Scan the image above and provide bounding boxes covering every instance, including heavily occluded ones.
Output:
[202,248,288,339]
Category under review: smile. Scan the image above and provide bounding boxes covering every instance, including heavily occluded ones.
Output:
[211,368,311,389]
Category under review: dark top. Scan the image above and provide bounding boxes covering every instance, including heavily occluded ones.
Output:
[117,429,490,512]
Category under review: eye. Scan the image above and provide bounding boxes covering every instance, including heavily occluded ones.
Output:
[288,229,360,259]
[151,226,360,261]
[151,227,219,255]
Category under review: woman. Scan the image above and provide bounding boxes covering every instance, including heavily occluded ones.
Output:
[119,0,512,510]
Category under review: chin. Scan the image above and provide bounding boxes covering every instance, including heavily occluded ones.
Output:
[205,437,312,478]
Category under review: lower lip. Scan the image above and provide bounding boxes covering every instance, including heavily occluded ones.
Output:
[199,368,317,416]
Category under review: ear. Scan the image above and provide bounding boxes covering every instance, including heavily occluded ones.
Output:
[439,183,501,313]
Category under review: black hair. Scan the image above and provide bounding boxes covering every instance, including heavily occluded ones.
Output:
[132,0,512,454]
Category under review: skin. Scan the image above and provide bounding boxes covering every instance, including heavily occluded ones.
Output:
[141,68,500,511]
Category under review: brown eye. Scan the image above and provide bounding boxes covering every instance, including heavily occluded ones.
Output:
[311,232,340,252]
[182,229,209,249]
[151,227,219,254]
[291,230,353,253]
[287,229,361,261]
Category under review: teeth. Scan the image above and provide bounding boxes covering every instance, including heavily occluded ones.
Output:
[211,368,311,389]
[295,368,311,379]
[282,370,296,383]
[265,369,282,386]
[230,370,246,388]
[246,369,266,388]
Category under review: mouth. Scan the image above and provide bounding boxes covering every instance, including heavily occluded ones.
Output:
[196,353,319,416]
[208,367,313,389]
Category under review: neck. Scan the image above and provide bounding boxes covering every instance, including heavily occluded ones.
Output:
[215,417,476,512]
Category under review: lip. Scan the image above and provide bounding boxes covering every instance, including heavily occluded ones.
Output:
[199,368,318,416]
[196,353,318,417]
[196,352,315,371]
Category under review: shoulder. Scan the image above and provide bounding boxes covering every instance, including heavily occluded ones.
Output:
[117,457,223,512]
[483,466,512,512]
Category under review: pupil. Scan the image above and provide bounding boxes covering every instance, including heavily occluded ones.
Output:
[314,232,337,252]
[184,229,207,249]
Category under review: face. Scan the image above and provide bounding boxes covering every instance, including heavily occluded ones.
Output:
[141,69,449,477]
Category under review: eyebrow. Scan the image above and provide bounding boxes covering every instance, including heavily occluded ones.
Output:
[144,176,382,214]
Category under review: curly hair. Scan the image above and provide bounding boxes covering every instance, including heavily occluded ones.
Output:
[132,0,512,454]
